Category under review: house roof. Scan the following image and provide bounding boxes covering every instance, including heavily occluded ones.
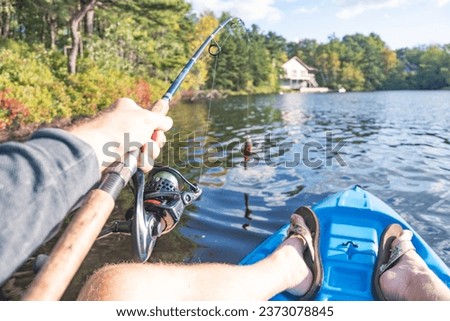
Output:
[284,56,318,72]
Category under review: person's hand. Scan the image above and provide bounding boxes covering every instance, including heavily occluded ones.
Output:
[69,98,173,173]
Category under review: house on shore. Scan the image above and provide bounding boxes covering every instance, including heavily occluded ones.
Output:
[280,56,328,93]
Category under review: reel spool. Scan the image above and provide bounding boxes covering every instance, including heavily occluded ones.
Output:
[131,167,202,262]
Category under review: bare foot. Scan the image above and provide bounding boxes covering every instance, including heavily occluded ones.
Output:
[380,230,450,300]
[271,214,313,297]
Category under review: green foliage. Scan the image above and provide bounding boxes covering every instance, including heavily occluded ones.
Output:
[208,17,285,94]
[340,63,365,91]
[0,0,198,131]
[0,40,163,126]
[417,46,450,89]
[290,34,450,91]
[183,13,219,91]
[208,17,250,92]
[67,64,131,116]
[0,40,72,124]
[104,0,195,82]
[287,38,318,67]
[384,46,450,90]
[301,33,400,91]
[0,89,29,130]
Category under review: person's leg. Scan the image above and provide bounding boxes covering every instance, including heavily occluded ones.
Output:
[380,230,450,300]
[78,215,312,301]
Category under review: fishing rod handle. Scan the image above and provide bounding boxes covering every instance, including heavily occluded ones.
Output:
[150,97,170,115]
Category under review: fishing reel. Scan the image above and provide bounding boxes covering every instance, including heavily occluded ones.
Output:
[131,166,202,262]
[99,166,202,262]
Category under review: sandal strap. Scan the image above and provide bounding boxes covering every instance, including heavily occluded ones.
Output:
[379,239,415,274]
[287,222,315,263]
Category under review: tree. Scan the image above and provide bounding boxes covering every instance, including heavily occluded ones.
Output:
[109,0,194,81]
[391,45,450,89]
[264,31,288,90]
[265,31,287,60]
[340,33,390,90]
[315,38,343,89]
[7,1,72,49]
[211,29,250,91]
[290,39,318,67]
[68,0,97,74]
[248,25,271,89]
[340,62,365,91]
[0,0,14,38]
[185,12,219,90]
[417,46,450,89]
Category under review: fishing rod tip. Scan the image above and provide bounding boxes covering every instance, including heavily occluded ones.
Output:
[234,17,246,28]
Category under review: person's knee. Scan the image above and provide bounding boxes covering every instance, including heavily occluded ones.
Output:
[77,263,131,300]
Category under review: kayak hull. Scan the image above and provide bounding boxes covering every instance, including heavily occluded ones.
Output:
[240,185,450,300]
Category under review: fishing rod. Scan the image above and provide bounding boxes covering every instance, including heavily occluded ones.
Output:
[22,16,244,300]
[125,16,245,262]
[162,17,244,101]
[100,16,245,262]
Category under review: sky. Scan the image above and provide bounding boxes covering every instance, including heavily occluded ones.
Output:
[187,0,450,49]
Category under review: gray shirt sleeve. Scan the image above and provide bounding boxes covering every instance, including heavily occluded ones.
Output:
[0,128,101,285]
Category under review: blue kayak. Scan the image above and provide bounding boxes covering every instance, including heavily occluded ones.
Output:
[240,185,450,300]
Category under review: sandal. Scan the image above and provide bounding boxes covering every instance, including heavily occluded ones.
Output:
[372,223,416,300]
[286,206,323,301]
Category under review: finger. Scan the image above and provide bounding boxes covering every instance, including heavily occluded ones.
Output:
[151,130,167,148]
[139,142,161,173]
[138,154,153,173]
[148,141,161,160]
[146,112,173,132]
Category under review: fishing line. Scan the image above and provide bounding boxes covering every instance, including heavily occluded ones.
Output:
[197,20,245,182]
[198,52,218,182]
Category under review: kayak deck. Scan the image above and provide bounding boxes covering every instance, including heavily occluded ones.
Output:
[240,185,450,300]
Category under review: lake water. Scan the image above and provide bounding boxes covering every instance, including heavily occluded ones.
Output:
[155,90,450,265]
[2,90,449,300]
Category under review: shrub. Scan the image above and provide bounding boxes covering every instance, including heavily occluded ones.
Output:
[0,90,29,130]
[0,41,72,124]
[67,62,138,116]
[0,40,169,135]
[129,78,153,108]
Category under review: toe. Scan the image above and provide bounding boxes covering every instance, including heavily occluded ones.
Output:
[391,230,413,248]
[290,214,306,226]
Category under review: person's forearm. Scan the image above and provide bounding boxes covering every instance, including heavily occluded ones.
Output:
[0,129,100,285]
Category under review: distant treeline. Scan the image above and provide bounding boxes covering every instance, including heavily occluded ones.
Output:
[1,0,449,133]
[287,35,450,91]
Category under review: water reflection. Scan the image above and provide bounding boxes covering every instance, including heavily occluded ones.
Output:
[242,193,252,230]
